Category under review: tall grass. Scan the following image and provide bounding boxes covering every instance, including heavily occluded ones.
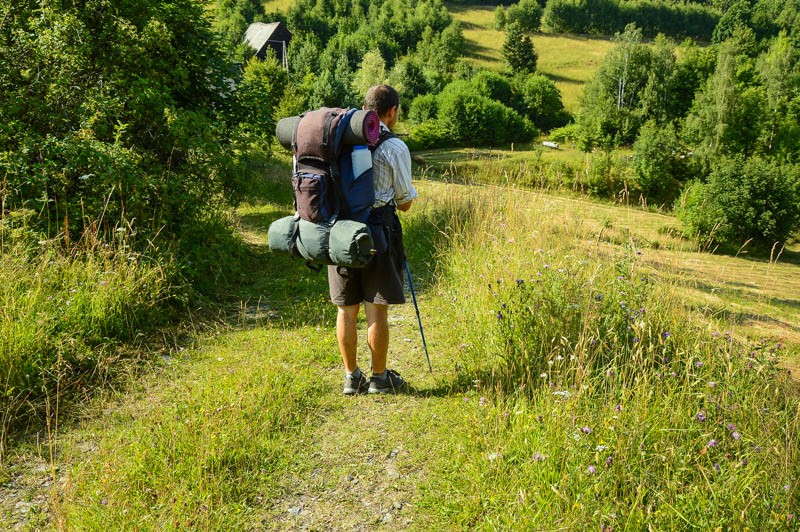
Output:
[416,179,800,528]
[0,230,173,459]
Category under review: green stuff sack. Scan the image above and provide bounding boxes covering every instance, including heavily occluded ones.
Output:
[329,219,375,268]
[268,215,299,256]
[296,219,332,265]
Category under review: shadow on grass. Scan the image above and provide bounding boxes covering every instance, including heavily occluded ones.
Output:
[227,186,484,328]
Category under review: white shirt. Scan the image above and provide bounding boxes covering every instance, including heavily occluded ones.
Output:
[372,123,418,208]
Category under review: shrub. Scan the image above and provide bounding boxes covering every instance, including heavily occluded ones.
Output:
[437,89,538,146]
[408,93,440,124]
[675,156,800,248]
[512,72,569,130]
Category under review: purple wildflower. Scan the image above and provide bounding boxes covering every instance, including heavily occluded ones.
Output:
[661,331,672,339]
[696,411,707,422]
[496,311,503,320]
[732,431,741,441]
[605,455,613,467]
[726,423,736,432]
[580,426,593,435]
[714,463,721,472]
[633,337,640,343]
[696,361,704,368]
[101,498,108,505]
[587,465,596,474]
[532,452,545,462]
[595,293,603,301]
[516,278,524,286]
[707,381,716,388]
[615,404,622,412]
[741,458,748,466]
[708,439,719,448]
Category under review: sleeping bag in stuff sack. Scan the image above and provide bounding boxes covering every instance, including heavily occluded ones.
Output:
[268,215,299,256]
[296,219,332,264]
[328,219,375,268]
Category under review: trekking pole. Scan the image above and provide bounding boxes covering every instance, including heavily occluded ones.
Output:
[405,261,432,372]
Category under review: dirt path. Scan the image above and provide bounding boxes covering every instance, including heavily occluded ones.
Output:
[264,308,449,531]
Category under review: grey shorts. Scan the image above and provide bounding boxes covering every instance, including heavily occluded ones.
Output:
[328,218,406,306]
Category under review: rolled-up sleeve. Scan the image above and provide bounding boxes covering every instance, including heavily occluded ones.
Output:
[373,137,417,207]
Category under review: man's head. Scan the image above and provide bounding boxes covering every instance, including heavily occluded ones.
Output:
[364,84,400,129]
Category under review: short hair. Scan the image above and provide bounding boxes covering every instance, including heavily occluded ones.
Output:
[364,85,400,118]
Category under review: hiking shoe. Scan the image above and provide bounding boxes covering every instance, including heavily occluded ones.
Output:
[368,369,407,394]
[343,369,369,395]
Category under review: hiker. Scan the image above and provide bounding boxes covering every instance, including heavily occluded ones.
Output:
[330,84,418,395]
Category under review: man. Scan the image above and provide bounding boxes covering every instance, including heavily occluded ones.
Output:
[328,84,418,395]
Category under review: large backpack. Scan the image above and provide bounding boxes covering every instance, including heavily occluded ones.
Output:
[268,107,382,268]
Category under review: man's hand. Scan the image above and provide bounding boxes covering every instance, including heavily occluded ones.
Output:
[397,200,413,212]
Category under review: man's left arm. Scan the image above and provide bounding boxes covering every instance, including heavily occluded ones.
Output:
[391,142,417,211]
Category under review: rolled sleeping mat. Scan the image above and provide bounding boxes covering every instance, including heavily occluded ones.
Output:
[295,219,333,265]
[275,115,300,150]
[267,215,298,254]
[275,110,381,150]
[342,109,381,146]
[328,219,375,268]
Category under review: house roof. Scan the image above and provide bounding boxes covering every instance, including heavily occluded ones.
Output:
[244,22,286,54]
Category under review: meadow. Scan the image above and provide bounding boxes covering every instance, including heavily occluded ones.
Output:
[8,163,794,529]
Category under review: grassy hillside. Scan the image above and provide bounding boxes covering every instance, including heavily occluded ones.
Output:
[6,158,799,527]
[449,5,615,111]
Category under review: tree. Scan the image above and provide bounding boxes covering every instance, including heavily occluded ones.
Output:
[632,120,685,204]
[352,49,387,98]
[512,72,568,131]
[502,22,537,74]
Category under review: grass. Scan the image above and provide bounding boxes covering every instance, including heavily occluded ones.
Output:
[6,166,787,529]
[448,4,615,111]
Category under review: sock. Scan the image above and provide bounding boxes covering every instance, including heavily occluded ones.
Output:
[372,370,386,380]
[347,368,361,378]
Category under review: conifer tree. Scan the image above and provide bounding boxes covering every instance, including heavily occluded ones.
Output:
[502,22,537,74]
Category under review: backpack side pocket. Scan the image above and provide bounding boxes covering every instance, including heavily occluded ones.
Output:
[292,172,335,222]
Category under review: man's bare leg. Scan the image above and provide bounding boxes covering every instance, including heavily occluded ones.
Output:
[365,302,389,374]
[337,304,361,373]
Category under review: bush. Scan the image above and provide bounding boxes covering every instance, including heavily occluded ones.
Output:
[437,89,538,146]
[505,0,543,31]
[631,120,683,205]
[512,72,570,130]
[408,120,452,150]
[675,156,800,248]
[408,93,440,124]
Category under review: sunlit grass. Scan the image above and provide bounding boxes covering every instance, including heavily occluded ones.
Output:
[448,4,615,111]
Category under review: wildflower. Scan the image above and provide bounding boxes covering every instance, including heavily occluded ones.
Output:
[726,423,736,432]
[636,250,642,255]
[540,373,548,379]
[696,411,706,422]
[594,293,603,301]
[605,455,613,467]
[479,397,487,407]
[496,311,503,320]
[516,278,524,286]
[464,396,470,402]
[537,415,544,422]
[615,404,622,412]
[714,463,720,472]
[101,498,108,505]
[595,445,607,452]
[708,439,719,448]
[488,452,502,462]
[580,426,592,435]
[543,264,550,269]
[587,465,596,474]
[532,452,545,462]
[712,331,721,338]
[632,337,639,343]
[661,331,671,339]
[732,431,741,441]
[741,458,748,466]
[707,381,716,388]
[696,361,704,368]
[553,390,572,398]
